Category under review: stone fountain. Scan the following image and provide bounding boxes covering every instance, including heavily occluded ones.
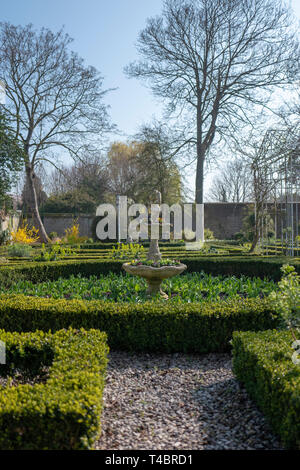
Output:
[122,190,187,298]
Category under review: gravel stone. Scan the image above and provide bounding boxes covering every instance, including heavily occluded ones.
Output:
[95,352,282,450]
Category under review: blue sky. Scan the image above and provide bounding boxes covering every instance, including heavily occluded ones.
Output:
[1,0,300,198]
[1,0,166,136]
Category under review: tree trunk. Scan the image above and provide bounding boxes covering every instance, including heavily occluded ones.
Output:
[195,146,205,204]
[249,223,259,253]
[25,165,49,243]
[195,102,205,205]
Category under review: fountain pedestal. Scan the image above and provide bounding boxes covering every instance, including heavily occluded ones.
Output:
[122,262,187,299]
[122,190,187,298]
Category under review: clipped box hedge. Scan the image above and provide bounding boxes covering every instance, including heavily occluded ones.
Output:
[0,294,278,353]
[0,328,108,450]
[232,330,300,449]
[1,255,299,286]
[0,256,299,285]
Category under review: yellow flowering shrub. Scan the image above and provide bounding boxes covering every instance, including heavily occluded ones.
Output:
[11,222,39,244]
[64,219,87,244]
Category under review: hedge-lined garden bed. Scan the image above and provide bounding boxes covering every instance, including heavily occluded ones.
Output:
[0,271,277,302]
[232,330,300,449]
[0,250,298,449]
[0,328,108,449]
[0,294,279,352]
[0,256,299,285]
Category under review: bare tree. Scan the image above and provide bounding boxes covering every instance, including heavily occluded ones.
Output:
[208,158,253,202]
[44,153,109,208]
[41,157,109,214]
[125,0,299,204]
[0,23,113,241]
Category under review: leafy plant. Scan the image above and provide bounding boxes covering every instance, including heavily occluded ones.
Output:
[204,228,215,240]
[197,244,221,254]
[1,271,277,303]
[268,264,300,336]
[34,243,75,262]
[0,229,11,245]
[111,243,145,260]
[129,258,181,267]
[7,243,33,258]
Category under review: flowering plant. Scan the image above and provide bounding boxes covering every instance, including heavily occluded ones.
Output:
[129,258,181,267]
[64,219,87,244]
[11,221,39,244]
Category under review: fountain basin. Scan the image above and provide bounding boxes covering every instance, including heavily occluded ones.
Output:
[122,262,187,298]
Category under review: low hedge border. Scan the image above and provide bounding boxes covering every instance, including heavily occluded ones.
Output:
[0,328,108,450]
[0,294,279,352]
[232,329,300,449]
[0,256,299,285]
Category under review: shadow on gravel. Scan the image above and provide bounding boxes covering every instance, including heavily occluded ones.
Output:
[193,377,282,450]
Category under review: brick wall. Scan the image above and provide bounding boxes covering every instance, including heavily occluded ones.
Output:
[24,201,300,241]
[204,203,251,239]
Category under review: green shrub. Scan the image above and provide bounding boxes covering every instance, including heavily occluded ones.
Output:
[0,328,108,450]
[182,256,300,281]
[268,264,300,331]
[110,242,145,260]
[0,268,26,289]
[0,294,278,352]
[0,229,11,245]
[7,243,33,258]
[204,228,215,240]
[232,330,300,449]
[0,256,299,286]
[234,232,245,242]
[33,243,75,262]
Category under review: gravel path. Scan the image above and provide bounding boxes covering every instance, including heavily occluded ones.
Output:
[95,352,282,450]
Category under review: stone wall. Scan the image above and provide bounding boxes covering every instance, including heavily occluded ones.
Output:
[24,201,300,241]
[38,214,95,238]
[30,204,249,240]
[204,203,251,239]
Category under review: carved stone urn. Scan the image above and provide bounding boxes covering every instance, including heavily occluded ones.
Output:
[122,190,187,299]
